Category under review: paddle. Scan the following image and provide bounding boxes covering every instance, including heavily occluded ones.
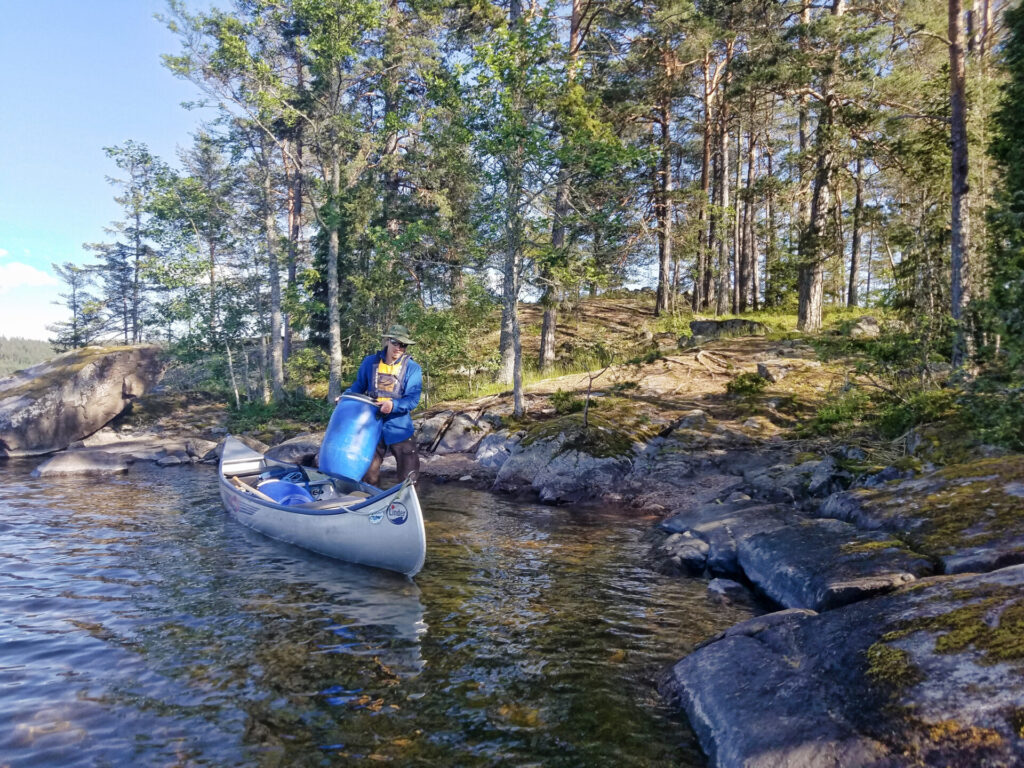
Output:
[230,476,277,504]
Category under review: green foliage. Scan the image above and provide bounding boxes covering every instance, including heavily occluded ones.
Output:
[985,2,1024,365]
[959,376,1024,451]
[161,351,235,394]
[226,396,334,437]
[876,388,958,439]
[726,372,768,397]
[804,387,873,436]
[550,389,585,414]
[0,337,56,377]
[285,346,329,387]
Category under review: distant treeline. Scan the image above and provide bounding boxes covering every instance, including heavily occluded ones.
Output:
[0,337,56,377]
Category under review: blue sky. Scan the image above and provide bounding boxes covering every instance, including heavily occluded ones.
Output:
[0,1,216,340]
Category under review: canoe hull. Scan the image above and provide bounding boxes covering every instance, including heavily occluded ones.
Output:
[218,437,426,577]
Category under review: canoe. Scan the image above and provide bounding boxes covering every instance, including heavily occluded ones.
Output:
[217,436,426,577]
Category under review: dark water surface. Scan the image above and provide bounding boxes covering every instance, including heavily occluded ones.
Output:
[0,462,751,766]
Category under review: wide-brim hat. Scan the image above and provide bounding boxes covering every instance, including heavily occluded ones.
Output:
[383,324,416,345]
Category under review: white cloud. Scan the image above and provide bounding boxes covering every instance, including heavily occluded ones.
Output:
[0,262,58,292]
[0,249,8,258]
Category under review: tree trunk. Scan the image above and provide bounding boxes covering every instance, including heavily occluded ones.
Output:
[263,139,285,401]
[740,126,757,312]
[694,52,713,312]
[745,128,760,311]
[715,42,734,316]
[382,0,403,237]
[848,156,863,307]
[327,157,344,401]
[797,0,845,332]
[797,0,812,231]
[950,0,972,368]
[540,0,581,368]
[132,209,142,344]
[225,343,240,409]
[732,125,742,314]
[655,96,674,316]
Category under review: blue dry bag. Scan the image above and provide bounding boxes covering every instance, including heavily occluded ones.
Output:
[319,393,384,480]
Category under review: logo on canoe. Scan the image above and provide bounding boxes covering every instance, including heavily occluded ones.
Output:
[368,509,385,525]
[387,502,408,525]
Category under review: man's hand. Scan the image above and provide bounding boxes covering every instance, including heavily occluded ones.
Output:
[378,398,394,415]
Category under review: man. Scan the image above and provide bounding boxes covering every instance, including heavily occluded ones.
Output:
[345,324,422,486]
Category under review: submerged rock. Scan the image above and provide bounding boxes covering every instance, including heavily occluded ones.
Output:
[31,450,132,477]
[657,532,711,575]
[706,578,757,609]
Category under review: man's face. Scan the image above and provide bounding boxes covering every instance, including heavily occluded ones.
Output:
[386,337,407,361]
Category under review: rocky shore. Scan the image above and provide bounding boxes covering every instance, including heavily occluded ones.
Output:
[5,338,1023,767]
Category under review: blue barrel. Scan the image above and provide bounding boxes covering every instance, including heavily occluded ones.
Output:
[319,393,383,480]
[257,479,314,506]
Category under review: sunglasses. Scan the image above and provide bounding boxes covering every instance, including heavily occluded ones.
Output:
[389,338,408,349]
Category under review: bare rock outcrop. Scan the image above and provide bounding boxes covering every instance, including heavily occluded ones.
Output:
[0,345,164,457]
[660,566,1024,768]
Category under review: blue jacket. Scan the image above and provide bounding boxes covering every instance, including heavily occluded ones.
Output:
[345,350,422,445]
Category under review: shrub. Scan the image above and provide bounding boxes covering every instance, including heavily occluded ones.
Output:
[804,388,872,436]
[550,389,585,414]
[727,372,768,397]
[876,388,958,439]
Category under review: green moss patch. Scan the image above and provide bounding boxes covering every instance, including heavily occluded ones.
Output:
[521,398,662,459]
[1008,708,1024,738]
[0,345,143,400]
[846,455,1024,557]
[841,539,905,554]
[866,642,923,692]
[880,585,1024,668]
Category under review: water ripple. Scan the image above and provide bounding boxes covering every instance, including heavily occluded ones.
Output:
[0,463,752,766]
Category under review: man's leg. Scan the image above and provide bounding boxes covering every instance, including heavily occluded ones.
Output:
[390,437,420,483]
[362,440,388,486]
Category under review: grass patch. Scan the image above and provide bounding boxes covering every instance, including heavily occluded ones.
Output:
[800,387,874,437]
[841,539,905,554]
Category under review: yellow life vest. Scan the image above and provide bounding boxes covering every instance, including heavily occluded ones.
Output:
[373,355,408,400]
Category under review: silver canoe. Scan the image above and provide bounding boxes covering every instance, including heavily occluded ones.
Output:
[217,436,426,577]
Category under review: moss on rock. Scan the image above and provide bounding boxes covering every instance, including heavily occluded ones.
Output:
[520,397,663,459]
[866,642,924,693]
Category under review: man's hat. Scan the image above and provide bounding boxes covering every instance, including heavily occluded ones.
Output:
[383,324,416,345]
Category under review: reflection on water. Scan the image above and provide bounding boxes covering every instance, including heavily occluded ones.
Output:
[0,462,752,766]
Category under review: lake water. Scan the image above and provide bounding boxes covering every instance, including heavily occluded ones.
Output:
[0,461,753,766]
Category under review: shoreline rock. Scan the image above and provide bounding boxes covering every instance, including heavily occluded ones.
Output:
[0,345,164,457]
[660,566,1024,768]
